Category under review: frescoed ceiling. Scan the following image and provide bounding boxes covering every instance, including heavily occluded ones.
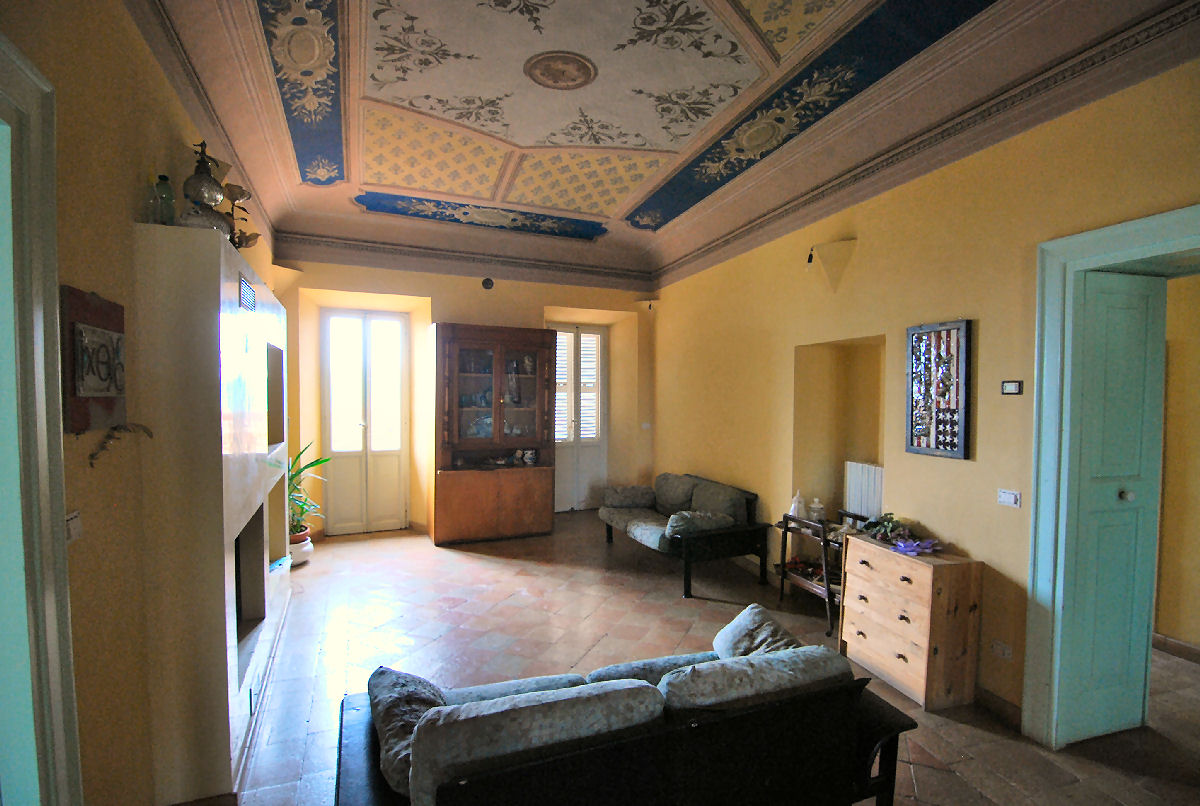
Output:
[131,0,1200,289]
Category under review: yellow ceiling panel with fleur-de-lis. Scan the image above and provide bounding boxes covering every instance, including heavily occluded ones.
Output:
[504,151,664,216]
[362,107,510,198]
[736,0,849,58]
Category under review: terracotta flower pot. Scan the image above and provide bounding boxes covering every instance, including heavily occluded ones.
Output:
[289,525,311,545]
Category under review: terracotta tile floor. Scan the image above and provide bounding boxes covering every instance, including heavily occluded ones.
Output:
[240,511,1200,805]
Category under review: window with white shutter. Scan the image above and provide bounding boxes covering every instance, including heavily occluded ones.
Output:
[551,325,604,444]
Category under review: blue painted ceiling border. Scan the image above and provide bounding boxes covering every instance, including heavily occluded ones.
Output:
[626,0,998,231]
[355,192,609,240]
[256,0,345,186]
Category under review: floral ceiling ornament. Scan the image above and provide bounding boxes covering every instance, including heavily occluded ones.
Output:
[370,1,479,87]
[396,93,513,137]
[633,82,746,142]
[354,191,607,240]
[478,0,556,34]
[617,0,747,63]
[696,60,858,181]
[540,108,649,148]
[264,0,338,124]
[305,157,341,183]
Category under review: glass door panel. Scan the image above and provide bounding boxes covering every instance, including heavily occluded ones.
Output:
[328,315,364,452]
[368,318,403,452]
[502,349,538,440]
[457,347,494,440]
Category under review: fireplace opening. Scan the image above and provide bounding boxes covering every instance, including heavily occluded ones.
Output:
[234,504,267,684]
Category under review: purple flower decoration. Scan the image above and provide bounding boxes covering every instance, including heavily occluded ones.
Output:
[891,538,941,556]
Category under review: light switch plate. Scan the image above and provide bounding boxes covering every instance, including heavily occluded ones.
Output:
[997,489,1021,508]
[65,510,83,543]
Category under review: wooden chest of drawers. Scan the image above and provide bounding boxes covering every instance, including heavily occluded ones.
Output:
[841,535,982,710]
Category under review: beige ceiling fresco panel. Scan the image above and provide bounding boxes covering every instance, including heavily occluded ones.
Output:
[362,106,510,198]
[505,151,664,216]
[735,0,851,57]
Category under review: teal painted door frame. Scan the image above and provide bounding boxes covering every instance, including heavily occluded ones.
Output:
[1025,203,1200,749]
[0,33,82,804]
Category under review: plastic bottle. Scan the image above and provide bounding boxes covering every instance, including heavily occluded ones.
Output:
[147,174,175,225]
[807,498,826,524]
[788,491,805,518]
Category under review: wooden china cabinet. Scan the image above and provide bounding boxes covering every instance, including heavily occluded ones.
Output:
[431,323,556,545]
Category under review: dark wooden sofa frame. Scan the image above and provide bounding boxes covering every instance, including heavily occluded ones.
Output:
[336,677,916,806]
[604,474,770,598]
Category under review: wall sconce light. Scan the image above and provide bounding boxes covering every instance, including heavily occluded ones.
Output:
[807,239,856,292]
[635,297,657,312]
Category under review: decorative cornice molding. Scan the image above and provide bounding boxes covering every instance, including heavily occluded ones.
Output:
[654,0,1200,287]
[272,231,656,291]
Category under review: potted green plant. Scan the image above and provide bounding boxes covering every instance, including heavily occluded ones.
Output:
[288,442,331,547]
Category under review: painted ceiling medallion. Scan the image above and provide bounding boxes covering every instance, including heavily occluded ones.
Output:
[256,0,344,186]
[363,0,760,151]
[524,51,598,91]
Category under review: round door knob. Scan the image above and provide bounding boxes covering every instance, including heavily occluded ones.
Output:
[1118,489,1135,502]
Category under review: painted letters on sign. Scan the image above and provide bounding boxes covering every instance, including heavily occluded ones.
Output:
[74,323,125,397]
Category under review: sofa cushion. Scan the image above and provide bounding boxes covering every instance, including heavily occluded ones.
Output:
[666,510,736,535]
[713,603,803,659]
[586,651,719,685]
[658,646,853,710]
[597,506,660,534]
[443,673,585,705]
[690,480,749,524]
[408,680,664,806]
[366,667,446,796]
[654,473,698,516]
[626,515,677,553]
[602,485,656,508]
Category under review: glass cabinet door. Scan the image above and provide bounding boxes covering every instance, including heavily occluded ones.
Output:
[501,349,539,441]
[456,346,494,440]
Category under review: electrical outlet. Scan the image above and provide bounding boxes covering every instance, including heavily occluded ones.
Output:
[65,510,83,544]
[997,489,1021,508]
[991,639,1013,660]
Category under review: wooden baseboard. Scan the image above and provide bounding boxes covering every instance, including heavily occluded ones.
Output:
[1153,633,1200,664]
[975,686,1022,729]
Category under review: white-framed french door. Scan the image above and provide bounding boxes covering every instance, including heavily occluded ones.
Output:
[551,324,607,511]
[321,309,410,535]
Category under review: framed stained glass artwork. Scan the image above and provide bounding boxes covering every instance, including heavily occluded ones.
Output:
[906,320,970,459]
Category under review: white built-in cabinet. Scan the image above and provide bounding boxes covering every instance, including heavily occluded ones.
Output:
[132,225,290,804]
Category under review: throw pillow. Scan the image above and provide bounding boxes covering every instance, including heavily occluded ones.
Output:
[666,510,736,535]
[602,485,656,508]
[712,603,803,658]
[690,480,749,524]
[658,646,853,710]
[408,680,664,806]
[367,666,446,796]
[654,473,698,516]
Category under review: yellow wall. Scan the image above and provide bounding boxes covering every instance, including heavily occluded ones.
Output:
[277,262,654,533]
[0,3,275,800]
[655,59,1200,708]
[1158,274,1200,646]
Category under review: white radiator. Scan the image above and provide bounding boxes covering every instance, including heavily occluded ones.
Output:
[844,462,884,521]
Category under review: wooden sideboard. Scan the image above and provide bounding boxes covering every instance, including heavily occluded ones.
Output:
[841,535,982,710]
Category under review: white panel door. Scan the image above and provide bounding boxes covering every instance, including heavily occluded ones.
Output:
[322,311,410,535]
[552,325,608,511]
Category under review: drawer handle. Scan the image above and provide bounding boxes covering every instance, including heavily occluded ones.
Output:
[897,614,911,623]
[899,575,913,584]
[896,653,908,663]
[857,594,869,602]
[859,559,871,568]
[855,630,866,638]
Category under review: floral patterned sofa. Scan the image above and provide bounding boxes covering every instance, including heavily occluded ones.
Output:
[597,473,769,596]
[335,604,916,806]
